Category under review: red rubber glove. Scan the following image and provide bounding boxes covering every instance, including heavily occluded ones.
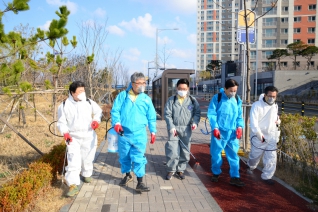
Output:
[91,121,99,130]
[236,127,242,139]
[64,133,72,145]
[213,129,221,140]
[150,133,156,144]
[114,124,123,134]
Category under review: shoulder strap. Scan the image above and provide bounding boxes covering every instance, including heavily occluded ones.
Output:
[173,95,195,105]
[217,93,238,104]
[217,93,222,103]
[63,98,91,107]
[189,95,195,105]
[86,98,91,105]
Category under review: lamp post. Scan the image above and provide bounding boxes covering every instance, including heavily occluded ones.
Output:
[156,28,178,74]
[147,61,155,95]
[184,61,197,95]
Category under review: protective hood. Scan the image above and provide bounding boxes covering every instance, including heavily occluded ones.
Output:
[259,93,265,101]
[126,82,133,92]
[220,87,224,93]
[68,93,77,103]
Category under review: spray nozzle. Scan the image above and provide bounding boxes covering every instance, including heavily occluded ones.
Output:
[119,130,124,136]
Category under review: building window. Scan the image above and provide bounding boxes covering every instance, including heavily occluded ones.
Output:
[281,18,288,23]
[309,4,316,10]
[294,39,301,42]
[294,28,301,33]
[262,7,277,15]
[282,6,288,12]
[310,61,315,66]
[308,39,315,44]
[262,51,273,59]
[281,28,288,34]
[294,17,301,22]
[308,16,316,22]
[280,62,287,67]
[308,27,315,33]
[294,5,302,11]
[281,40,288,45]
[293,61,300,67]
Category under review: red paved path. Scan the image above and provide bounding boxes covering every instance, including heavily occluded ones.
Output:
[189,143,314,212]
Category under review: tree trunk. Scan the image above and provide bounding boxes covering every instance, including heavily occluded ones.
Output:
[88,64,93,99]
[32,94,37,121]
[243,1,251,151]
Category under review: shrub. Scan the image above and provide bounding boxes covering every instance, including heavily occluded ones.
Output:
[0,142,67,211]
[39,142,67,179]
[278,113,318,202]
[0,162,52,211]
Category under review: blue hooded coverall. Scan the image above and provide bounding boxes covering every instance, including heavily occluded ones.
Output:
[111,83,157,177]
[207,88,244,178]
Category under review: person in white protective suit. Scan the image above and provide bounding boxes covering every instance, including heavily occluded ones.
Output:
[57,81,102,197]
[247,86,280,185]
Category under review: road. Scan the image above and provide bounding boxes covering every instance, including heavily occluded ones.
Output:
[192,92,318,118]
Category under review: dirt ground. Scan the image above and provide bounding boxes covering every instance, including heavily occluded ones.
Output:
[0,94,110,211]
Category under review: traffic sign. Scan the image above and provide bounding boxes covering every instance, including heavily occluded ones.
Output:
[237,28,255,44]
[238,9,256,28]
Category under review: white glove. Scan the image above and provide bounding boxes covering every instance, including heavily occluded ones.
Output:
[256,131,264,142]
[170,128,177,136]
[191,124,197,130]
[275,118,281,125]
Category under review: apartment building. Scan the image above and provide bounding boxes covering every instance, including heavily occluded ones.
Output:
[197,0,318,75]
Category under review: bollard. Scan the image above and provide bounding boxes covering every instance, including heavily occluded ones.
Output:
[301,101,304,116]
[281,99,284,113]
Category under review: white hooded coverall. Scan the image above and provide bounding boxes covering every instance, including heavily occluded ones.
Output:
[247,94,280,180]
[57,95,102,186]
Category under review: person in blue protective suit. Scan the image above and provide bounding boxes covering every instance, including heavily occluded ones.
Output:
[111,72,157,192]
[207,79,245,187]
[57,81,102,197]
[164,79,201,180]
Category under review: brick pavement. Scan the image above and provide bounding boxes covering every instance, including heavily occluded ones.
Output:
[62,119,222,212]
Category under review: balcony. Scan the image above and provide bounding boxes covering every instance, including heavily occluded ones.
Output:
[262,33,277,37]
[262,22,277,27]
[262,43,277,48]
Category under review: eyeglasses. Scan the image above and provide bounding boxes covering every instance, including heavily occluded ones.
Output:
[134,82,146,86]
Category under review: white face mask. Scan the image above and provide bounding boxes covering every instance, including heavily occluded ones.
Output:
[177,90,188,97]
[266,97,275,105]
[227,92,236,98]
[137,86,145,93]
[77,92,86,101]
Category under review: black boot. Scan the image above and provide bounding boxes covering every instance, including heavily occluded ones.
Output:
[119,172,133,186]
[136,177,150,192]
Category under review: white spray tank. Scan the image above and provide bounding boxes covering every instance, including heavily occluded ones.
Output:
[107,128,118,153]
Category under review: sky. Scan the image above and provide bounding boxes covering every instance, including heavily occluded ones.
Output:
[3,0,197,80]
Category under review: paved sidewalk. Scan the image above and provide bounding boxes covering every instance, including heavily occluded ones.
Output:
[63,119,222,212]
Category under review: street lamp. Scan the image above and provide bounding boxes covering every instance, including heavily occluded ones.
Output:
[185,61,197,95]
[156,28,179,73]
[147,61,155,95]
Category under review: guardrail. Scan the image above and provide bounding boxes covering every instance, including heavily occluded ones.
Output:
[279,100,318,117]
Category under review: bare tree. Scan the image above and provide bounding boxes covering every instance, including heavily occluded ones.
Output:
[77,19,109,99]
